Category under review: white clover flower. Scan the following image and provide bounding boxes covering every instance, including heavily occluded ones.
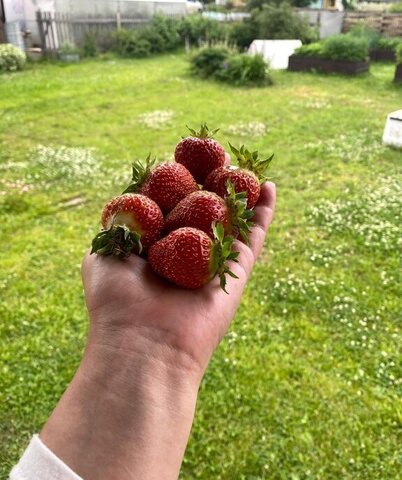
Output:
[138,110,175,129]
[26,145,100,188]
[226,121,267,137]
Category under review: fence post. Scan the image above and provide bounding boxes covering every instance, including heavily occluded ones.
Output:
[116,9,121,30]
[380,12,387,35]
[36,10,47,54]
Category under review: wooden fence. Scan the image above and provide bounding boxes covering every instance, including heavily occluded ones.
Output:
[0,0,5,44]
[343,12,402,37]
[36,9,402,55]
[36,10,152,54]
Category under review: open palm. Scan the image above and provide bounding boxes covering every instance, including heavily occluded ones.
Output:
[82,182,276,376]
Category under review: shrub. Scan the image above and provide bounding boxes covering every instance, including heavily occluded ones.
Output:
[389,2,402,13]
[320,34,369,62]
[179,15,228,45]
[228,20,256,49]
[148,15,181,51]
[349,23,381,49]
[215,53,272,86]
[377,37,402,52]
[191,46,231,77]
[294,42,323,57]
[293,35,369,62]
[397,43,402,65]
[247,0,312,9]
[81,31,98,57]
[253,3,318,44]
[112,29,151,57]
[0,44,26,73]
[59,42,80,55]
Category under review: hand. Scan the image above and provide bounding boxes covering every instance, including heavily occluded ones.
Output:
[82,181,276,378]
[40,181,276,480]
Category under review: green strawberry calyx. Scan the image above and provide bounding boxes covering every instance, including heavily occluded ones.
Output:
[122,153,156,194]
[186,123,219,139]
[210,222,239,294]
[225,181,254,245]
[229,143,274,182]
[91,224,142,258]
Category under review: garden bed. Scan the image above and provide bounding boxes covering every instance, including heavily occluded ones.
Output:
[394,64,402,83]
[288,55,369,75]
[370,48,396,62]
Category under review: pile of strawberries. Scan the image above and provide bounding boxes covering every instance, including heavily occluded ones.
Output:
[91,124,273,292]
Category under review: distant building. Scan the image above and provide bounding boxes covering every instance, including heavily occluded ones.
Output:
[309,0,344,10]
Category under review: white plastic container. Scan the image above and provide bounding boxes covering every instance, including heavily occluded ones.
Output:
[382,110,402,149]
[248,40,302,70]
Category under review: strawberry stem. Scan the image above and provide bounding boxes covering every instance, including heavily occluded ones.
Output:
[91,225,142,258]
[210,222,239,294]
[225,181,254,245]
[122,153,156,194]
[186,123,219,139]
[229,143,274,182]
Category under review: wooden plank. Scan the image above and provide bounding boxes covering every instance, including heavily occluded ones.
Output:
[54,11,63,49]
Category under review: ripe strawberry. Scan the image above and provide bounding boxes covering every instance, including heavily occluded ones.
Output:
[149,223,239,291]
[204,144,274,209]
[91,193,164,257]
[174,124,226,184]
[123,155,198,214]
[164,183,253,242]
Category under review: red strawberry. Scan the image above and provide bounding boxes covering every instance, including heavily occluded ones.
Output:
[91,193,164,257]
[175,124,226,184]
[149,224,239,291]
[123,156,198,214]
[164,183,253,242]
[204,144,274,208]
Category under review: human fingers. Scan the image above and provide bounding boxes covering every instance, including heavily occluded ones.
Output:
[249,182,276,260]
[222,182,276,284]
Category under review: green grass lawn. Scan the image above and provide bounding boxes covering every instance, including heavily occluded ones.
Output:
[0,55,401,479]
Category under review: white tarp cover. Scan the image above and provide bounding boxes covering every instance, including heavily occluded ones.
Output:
[248,39,302,70]
[383,110,402,149]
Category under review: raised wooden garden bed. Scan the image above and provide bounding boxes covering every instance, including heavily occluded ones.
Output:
[370,48,396,62]
[394,64,402,83]
[288,55,369,75]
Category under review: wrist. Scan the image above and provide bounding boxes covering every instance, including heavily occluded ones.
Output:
[41,327,201,480]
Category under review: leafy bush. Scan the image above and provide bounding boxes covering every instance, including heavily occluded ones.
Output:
[191,46,272,86]
[294,42,323,57]
[191,46,231,77]
[377,37,402,52]
[397,43,402,65]
[59,43,80,55]
[389,2,402,13]
[112,29,151,57]
[320,34,369,62]
[247,0,312,9]
[228,20,256,49]
[294,35,369,62]
[148,15,181,51]
[349,24,381,49]
[0,44,26,73]
[179,15,227,45]
[215,53,272,86]
[81,31,98,58]
[253,3,317,44]
[112,15,181,57]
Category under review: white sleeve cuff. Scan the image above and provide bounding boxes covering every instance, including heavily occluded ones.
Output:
[10,435,83,480]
